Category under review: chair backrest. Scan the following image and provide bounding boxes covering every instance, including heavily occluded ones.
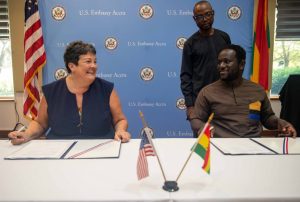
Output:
[279,74,300,137]
[260,130,278,137]
[0,130,10,139]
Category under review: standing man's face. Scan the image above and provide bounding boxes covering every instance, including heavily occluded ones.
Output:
[193,3,214,30]
[217,49,243,81]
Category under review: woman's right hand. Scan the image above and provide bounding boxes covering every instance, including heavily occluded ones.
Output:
[8,131,30,145]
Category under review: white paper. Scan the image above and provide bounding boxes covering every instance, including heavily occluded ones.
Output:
[251,137,300,154]
[64,139,121,159]
[5,140,75,159]
[211,138,275,155]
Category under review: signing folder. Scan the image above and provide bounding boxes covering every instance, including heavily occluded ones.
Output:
[64,139,121,159]
[251,137,300,155]
[211,138,276,155]
[4,139,121,160]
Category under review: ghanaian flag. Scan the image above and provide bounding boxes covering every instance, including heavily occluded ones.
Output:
[251,0,270,90]
[194,124,211,174]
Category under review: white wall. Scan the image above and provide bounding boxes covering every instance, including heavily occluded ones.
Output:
[271,99,281,117]
[0,92,30,130]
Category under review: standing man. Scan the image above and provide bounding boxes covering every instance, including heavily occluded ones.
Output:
[180,1,231,137]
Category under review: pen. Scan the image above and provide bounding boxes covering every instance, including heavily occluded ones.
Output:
[17,125,27,132]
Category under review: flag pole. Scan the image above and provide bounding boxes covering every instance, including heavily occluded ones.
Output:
[139,111,167,181]
[175,113,214,182]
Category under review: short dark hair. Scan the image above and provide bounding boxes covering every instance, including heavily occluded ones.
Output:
[219,44,246,64]
[64,41,96,73]
[194,0,213,12]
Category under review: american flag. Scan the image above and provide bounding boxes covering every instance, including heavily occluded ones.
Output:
[137,128,155,180]
[23,0,46,119]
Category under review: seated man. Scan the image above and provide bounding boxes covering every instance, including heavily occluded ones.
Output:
[194,44,297,138]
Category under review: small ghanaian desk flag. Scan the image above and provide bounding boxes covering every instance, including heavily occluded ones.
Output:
[176,114,213,182]
[194,124,211,174]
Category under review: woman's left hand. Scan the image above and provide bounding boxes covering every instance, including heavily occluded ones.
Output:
[114,130,131,143]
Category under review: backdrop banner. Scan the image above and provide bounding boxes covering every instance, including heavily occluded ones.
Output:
[39,0,254,138]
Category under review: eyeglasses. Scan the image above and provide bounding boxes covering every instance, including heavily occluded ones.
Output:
[193,11,214,21]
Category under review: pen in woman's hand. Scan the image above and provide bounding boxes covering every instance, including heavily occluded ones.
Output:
[17,125,27,132]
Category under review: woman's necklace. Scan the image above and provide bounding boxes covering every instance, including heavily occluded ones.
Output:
[77,107,83,133]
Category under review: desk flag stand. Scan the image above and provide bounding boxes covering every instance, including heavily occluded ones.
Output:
[138,111,214,192]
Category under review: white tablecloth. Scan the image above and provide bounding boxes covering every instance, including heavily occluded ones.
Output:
[0,138,299,202]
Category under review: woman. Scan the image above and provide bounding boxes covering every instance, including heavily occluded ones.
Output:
[9,41,131,144]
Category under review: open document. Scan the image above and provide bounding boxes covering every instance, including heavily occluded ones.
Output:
[251,137,300,155]
[211,138,276,155]
[64,139,121,159]
[4,139,121,160]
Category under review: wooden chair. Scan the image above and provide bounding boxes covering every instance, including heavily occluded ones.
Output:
[260,130,278,137]
[0,130,10,139]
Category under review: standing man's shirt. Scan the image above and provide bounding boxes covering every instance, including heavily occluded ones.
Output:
[180,29,231,108]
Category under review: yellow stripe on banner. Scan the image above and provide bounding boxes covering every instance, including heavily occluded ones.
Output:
[198,133,209,149]
[251,45,260,83]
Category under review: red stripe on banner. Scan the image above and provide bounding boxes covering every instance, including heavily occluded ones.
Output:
[30,106,38,119]
[254,0,269,90]
[258,0,269,89]
[23,96,38,119]
[24,53,46,87]
[27,83,40,102]
[23,95,34,115]
[24,20,41,44]
[25,37,44,62]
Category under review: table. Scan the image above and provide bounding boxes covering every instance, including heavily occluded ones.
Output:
[0,138,299,202]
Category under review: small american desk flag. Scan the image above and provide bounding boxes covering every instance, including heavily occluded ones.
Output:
[137,129,155,180]
[24,0,46,119]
